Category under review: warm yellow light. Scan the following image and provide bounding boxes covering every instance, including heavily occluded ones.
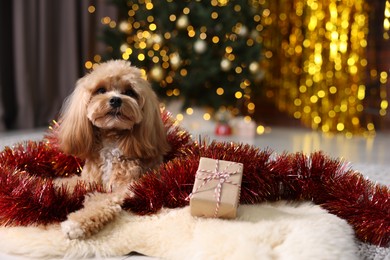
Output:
[247,102,255,110]
[85,61,93,69]
[299,85,307,93]
[310,95,318,103]
[336,123,345,132]
[385,5,390,17]
[381,100,389,110]
[140,69,147,77]
[216,88,224,95]
[183,7,190,14]
[244,116,252,122]
[203,113,211,120]
[145,2,153,10]
[352,117,360,125]
[122,53,129,60]
[256,125,265,135]
[235,91,243,99]
[331,31,339,41]
[313,116,321,124]
[340,104,348,112]
[109,21,116,28]
[176,113,184,121]
[173,89,180,96]
[317,90,325,98]
[357,85,365,100]
[264,51,273,58]
[147,50,154,57]
[329,86,337,94]
[147,16,154,23]
[180,69,187,76]
[138,53,145,61]
[101,16,111,24]
[308,16,317,31]
[93,55,101,62]
[367,123,375,131]
[294,99,302,106]
[133,22,140,29]
[293,111,301,119]
[139,42,147,49]
[349,66,358,74]
[149,23,157,31]
[186,108,193,115]
[188,30,196,37]
[227,54,235,61]
[88,5,95,13]
[384,18,390,30]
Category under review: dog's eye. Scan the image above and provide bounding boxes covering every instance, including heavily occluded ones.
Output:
[96,87,106,94]
[124,89,138,98]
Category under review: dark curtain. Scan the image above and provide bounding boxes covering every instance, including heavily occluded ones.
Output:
[0,0,117,131]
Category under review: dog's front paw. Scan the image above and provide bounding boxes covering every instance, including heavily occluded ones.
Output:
[61,219,85,240]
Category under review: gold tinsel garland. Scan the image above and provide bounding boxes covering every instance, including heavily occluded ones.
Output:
[261,0,375,136]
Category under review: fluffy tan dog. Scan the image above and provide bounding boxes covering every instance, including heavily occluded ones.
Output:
[57,60,169,239]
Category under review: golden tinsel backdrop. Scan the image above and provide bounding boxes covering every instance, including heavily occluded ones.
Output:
[261,0,389,136]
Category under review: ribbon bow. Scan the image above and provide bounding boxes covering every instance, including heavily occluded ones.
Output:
[187,159,241,217]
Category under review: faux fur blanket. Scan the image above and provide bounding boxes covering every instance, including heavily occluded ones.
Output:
[0,201,358,260]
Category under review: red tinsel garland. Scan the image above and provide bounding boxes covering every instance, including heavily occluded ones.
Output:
[0,111,389,247]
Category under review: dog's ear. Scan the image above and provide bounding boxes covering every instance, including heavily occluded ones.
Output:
[58,77,94,159]
[120,79,170,159]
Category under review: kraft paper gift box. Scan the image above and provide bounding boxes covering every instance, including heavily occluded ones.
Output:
[189,157,243,219]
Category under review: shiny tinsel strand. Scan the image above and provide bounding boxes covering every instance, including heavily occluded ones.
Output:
[161,110,194,162]
[0,164,104,226]
[320,171,390,246]
[0,140,82,178]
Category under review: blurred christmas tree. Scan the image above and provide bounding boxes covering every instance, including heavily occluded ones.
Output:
[100,0,264,115]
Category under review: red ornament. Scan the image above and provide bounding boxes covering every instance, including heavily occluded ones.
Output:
[215,123,232,136]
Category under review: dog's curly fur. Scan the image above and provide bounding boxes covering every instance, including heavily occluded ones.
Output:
[56,60,169,239]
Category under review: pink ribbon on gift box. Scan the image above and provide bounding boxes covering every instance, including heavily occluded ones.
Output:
[187,159,241,217]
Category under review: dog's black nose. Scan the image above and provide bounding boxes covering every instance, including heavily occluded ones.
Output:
[109,97,122,108]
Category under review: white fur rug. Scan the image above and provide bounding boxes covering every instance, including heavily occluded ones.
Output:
[0,201,358,260]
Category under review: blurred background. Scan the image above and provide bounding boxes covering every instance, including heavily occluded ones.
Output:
[0,0,389,137]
